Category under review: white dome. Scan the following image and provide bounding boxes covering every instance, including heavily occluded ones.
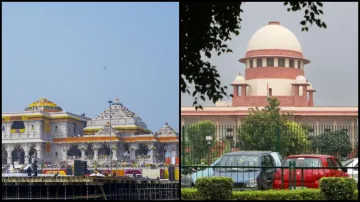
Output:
[296,75,306,82]
[247,22,302,53]
[232,73,246,84]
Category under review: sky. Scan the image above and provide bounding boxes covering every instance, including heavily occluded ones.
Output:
[181,2,358,107]
[2,2,179,132]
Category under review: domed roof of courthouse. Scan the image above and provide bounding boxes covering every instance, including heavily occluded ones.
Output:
[246,21,302,53]
[25,98,63,112]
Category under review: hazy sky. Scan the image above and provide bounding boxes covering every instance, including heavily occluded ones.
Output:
[2,2,179,132]
[181,2,358,107]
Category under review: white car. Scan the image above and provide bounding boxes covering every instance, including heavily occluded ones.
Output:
[342,158,358,183]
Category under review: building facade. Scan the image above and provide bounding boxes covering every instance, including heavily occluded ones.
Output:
[181,21,358,141]
[2,98,179,167]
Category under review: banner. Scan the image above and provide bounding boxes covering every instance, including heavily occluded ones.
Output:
[46,142,51,153]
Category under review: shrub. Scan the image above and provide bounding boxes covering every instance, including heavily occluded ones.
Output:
[181,188,358,200]
[319,177,357,200]
[232,189,322,200]
[181,188,203,200]
[195,176,233,200]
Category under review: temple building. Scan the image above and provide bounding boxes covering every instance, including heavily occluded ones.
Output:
[2,98,179,167]
[181,22,358,155]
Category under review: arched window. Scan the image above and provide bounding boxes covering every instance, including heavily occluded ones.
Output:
[31,125,35,131]
[54,126,58,132]
[73,123,76,133]
[289,59,294,68]
[2,126,5,131]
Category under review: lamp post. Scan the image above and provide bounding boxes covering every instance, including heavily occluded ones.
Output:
[206,136,213,165]
[108,100,113,175]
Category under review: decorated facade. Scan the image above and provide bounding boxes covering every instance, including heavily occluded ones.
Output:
[2,98,179,167]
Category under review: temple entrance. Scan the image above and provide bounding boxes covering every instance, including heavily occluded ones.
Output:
[135,143,149,158]
[12,145,25,165]
[158,144,167,163]
[98,144,111,166]
[85,144,94,160]
[67,145,81,160]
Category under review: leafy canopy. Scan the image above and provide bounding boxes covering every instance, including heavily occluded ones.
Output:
[185,120,216,165]
[181,2,327,109]
[311,130,352,157]
[238,97,310,156]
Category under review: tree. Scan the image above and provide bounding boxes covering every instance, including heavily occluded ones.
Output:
[311,130,352,158]
[181,2,327,109]
[185,120,216,165]
[237,97,309,156]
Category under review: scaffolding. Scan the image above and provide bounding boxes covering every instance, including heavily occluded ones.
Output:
[2,176,179,200]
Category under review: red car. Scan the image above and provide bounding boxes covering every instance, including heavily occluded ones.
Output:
[273,154,349,189]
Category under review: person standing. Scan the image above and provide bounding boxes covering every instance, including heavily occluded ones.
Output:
[27,166,32,177]
[32,160,38,177]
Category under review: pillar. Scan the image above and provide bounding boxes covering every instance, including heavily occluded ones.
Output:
[130,144,137,162]
[308,91,314,106]
[240,85,246,97]
[233,84,239,97]
[294,86,299,96]
[23,146,30,165]
[6,146,13,165]
[81,150,86,160]
[93,146,99,162]
[36,144,43,161]
[302,85,307,97]
[112,148,117,161]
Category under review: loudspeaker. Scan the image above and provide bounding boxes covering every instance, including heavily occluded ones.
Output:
[168,166,175,181]
[74,160,87,176]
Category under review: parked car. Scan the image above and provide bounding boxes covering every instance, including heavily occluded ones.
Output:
[212,151,278,190]
[342,158,358,183]
[273,154,349,189]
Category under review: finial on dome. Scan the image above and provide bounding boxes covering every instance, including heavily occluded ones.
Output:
[115,98,119,102]
[238,73,242,76]
[268,21,280,25]
[165,122,168,126]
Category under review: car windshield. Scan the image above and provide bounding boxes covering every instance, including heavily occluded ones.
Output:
[282,158,322,168]
[342,159,355,167]
[215,155,259,172]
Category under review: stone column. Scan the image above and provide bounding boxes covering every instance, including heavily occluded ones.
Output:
[111,146,118,161]
[93,145,99,162]
[23,145,30,165]
[36,143,43,162]
[6,146,13,165]
[147,143,156,164]
[130,143,137,162]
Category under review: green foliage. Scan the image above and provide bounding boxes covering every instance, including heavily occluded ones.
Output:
[311,130,352,157]
[232,189,323,200]
[181,188,203,200]
[319,177,357,200]
[238,98,309,156]
[185,121,216,165]
[181,2,327,109]
[195,176,233,200]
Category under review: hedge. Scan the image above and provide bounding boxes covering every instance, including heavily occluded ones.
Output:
[195,176,233,200]
[319,177,357,200]
[181,188,359,200]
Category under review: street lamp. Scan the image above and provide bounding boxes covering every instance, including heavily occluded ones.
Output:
[108,100,113,175]
[206,136,213,165]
